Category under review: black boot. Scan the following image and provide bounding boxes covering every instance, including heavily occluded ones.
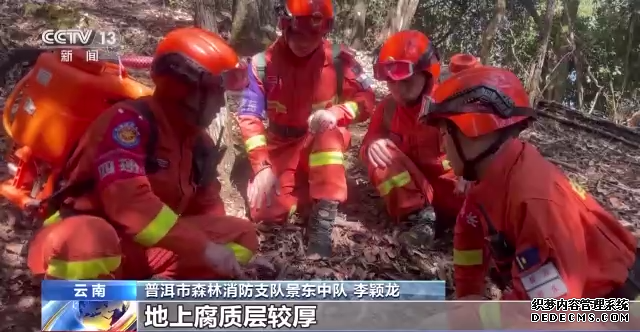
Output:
[307,199,338,257]
[398,205,437,250]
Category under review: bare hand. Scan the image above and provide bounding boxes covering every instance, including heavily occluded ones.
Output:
[308,109,337,134]
[247,167,279,209]
[454,177,471,195]
[204,242,246,279]
[368,138,395,168]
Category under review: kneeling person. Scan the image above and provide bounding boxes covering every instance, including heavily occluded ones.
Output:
[27,28,263,280]
[360,31,466,247]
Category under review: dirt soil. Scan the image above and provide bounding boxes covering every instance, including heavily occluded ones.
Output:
[0,1,639,331]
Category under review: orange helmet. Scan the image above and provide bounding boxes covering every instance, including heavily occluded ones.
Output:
[419,66,535,180]
[279,0,334,35]
[151,27,247,99]
[419,66,534,138]
[374,30,441,81]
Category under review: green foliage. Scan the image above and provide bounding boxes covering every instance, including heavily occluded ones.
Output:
[333,0,638,118]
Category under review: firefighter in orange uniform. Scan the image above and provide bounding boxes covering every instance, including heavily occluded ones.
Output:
[232,0,375,257]
[27,28,266,280]
[419,64,640,327]
[360,31,466,246]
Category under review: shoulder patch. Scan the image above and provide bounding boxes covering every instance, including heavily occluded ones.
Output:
[515,247,541,271]
[112,120,141,148]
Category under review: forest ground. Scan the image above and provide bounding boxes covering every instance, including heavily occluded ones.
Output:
[0,0,639,331]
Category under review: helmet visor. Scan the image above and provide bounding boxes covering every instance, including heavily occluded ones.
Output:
[373,60,416,81]
[202,59,249,91]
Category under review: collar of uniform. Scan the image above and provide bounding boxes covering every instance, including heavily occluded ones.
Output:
[469,138,526,195]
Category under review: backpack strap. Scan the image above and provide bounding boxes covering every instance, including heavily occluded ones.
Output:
[331,43,344,101]
[382,98,396,133]
[191,135,223,187]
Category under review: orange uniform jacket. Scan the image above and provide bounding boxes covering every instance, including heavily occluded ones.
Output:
[360,95,450,178]
[235,39,375,174]
[359,94,463,221]
[55,96,231,262]
[454,138,636,299]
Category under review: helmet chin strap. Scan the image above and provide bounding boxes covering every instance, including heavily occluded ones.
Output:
[447,122,509,181]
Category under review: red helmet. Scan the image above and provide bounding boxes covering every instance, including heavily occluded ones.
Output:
[419,65,535,180]
[374,30,441,81]
[420,66,534,138]
[279,0,335,36]
[151,27,247,99]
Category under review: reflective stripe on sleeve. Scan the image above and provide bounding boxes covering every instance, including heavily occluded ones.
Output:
[134,205,178,247]
[343,101,359,118]
[244,135,267,152]
[47,256,121,279]
[442,159,451,171]
[453,249,483,266]
[377,171,411,196]
[225,243,254,265]
[309,151,344,167]
[43,211,62,226]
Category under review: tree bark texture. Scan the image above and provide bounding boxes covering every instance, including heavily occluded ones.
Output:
[479,0,506,64]
[346,0,368,50]
[377,0,420,46]
[525,0,557,104]
[193,0,235,183]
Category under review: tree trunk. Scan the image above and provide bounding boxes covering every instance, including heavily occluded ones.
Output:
[193,0,235,186]
[229,0,277,56]
[620,0,639,95]
[346,0,368,50]
[193,0,219,33]
[479,0,506,64]
[376,0,420,46]
[525,0,557,104]
[548,0,579,102]
[560,0,584,108]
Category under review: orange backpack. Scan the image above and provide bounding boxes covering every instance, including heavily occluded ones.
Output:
[1,49,152,213]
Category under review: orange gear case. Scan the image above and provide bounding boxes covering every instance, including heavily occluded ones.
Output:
[1,49,153,213]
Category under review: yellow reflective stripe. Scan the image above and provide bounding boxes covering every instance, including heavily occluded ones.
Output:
[134,205,178,247]
[569,179,587,200]
[377,171,411,196]
[309,151,344,167]
[453,249,483,266]
[225,243,253,265]
[288,205,297,219]
[244,135,267,152]
[43,210,62,226]
[442,159,451,171]
[343,101,359,118]
[47,256,121,279]
[479,302,501,329]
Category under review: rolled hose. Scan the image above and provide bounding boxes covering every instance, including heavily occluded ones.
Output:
[109,55,153,69]
[118,55,153,69]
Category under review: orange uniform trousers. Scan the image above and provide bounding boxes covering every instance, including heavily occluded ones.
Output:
[362,145,463,225]
[27,213,258,280]
[250,127,350,224]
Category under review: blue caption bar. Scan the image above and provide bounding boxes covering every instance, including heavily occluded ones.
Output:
[41,280,445,301]
[136,280,445,301]
[41,280,137,301]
